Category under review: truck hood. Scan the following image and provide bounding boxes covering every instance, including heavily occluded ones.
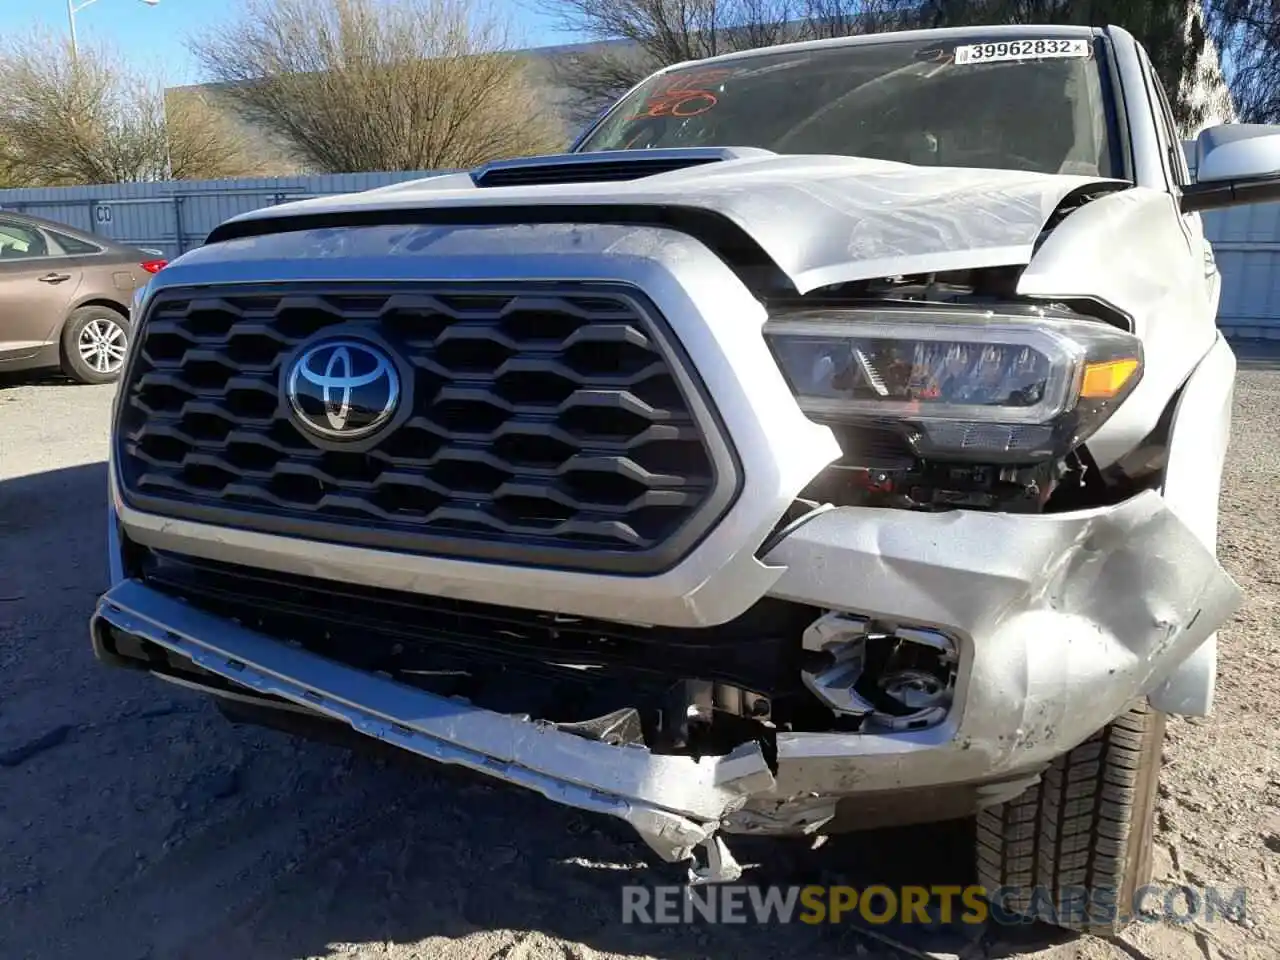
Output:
[207,151,1126,294]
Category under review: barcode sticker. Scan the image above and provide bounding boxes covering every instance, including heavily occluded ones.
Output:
[954,38,1091,65]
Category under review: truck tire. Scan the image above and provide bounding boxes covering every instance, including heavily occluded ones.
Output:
[974,703,1165,935]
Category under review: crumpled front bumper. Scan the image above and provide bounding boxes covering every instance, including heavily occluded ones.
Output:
[93,580,774,868]
[93,488,1241,871]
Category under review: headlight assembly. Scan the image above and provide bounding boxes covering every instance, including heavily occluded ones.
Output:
[764,306,1142,461]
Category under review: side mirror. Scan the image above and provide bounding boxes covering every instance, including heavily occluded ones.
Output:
[1181,123,1280,212]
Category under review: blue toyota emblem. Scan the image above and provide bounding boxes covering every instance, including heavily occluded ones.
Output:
[285,337,401,440]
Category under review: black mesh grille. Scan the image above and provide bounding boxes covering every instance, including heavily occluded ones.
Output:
[115,283,732,574]
[134,549,811,699]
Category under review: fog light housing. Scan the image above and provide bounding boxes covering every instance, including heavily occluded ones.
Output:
[801,613,959,732]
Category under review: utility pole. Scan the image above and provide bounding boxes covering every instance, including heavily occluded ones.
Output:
[67,0,161,60]
[67,0,80,60]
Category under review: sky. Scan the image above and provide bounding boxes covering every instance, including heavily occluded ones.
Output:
[0,0,568,86]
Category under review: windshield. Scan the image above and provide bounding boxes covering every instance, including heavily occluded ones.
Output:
[576,35,1118,178]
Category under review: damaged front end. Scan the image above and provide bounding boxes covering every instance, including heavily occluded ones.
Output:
[95,159,1241,877]
[94,483,1240,877]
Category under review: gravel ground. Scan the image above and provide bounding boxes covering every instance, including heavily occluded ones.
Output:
[1,368,1277,960]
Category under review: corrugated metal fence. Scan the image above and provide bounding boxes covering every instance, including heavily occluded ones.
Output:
[1208,202,1280,339]
[0,169,1276,338]
[0,171,438,259]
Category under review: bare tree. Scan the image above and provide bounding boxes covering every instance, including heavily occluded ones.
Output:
[535,0,893,124]
[0,32,256,186]
[1203,0,1280,123]
[0,138,27,189]
[189,0,566,173]
[163,89,264,181]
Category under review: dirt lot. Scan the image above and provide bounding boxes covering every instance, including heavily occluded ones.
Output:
[1,369,1277,960]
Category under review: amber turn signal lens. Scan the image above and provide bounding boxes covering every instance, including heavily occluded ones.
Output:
[1080,358,1140,399]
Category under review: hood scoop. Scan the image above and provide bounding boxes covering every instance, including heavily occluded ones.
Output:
[470,147,775,188]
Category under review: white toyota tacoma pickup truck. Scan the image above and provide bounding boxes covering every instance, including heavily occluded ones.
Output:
[93,23,1279,932]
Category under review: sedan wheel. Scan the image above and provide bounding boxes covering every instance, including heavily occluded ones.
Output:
[60,306,133,384]
[78,317,128,375]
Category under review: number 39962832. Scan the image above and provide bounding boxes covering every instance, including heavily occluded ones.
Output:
[953,38,1090,64]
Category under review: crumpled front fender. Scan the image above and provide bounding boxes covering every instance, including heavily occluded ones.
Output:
[759,489,1243,801]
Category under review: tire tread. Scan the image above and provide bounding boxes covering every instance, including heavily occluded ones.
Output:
[974,703,1166,934]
